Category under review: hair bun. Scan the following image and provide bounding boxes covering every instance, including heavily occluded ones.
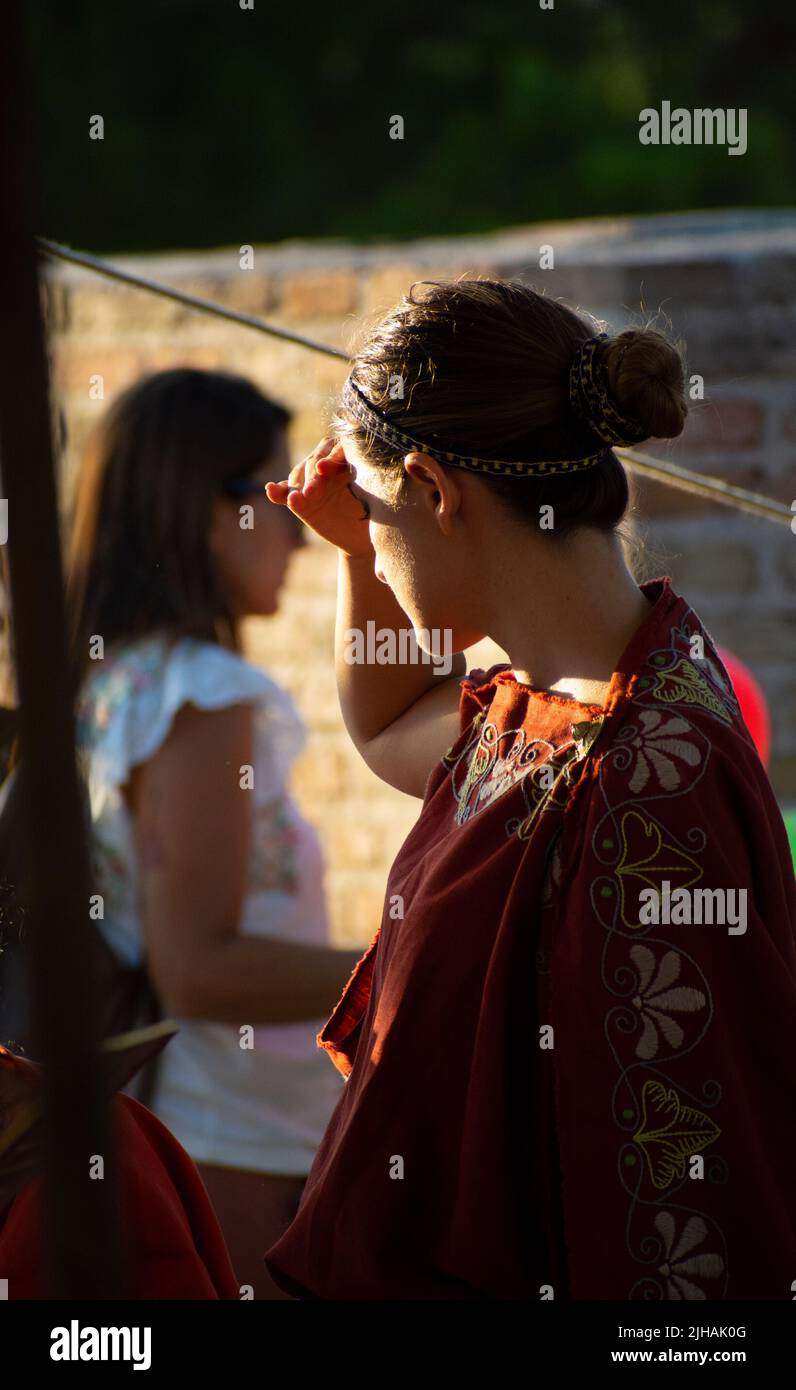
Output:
[602,329,688,442]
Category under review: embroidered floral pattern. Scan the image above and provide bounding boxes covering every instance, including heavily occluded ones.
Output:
[638,654,734,724]
[621,710,702,794]
[653,1212,726,1300]
[633,1078,722,1190]
[448,710,604,840]
[247,795,302,894]
[442,709,485,767]
[450,719,559,828]
[451,606,736,1298]
[613,808,703,930]
[509,743,580,841]
[75,639,165,748]
[582,607,733,1296]
[629,944,706,1061]
[571,714,605,759]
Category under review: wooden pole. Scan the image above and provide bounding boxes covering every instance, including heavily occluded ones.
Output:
[0,1,123,1297]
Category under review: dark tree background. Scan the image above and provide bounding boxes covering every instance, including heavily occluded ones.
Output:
[25,0,796,255]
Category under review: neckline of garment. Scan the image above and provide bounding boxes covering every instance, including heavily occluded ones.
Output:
[463,576,673,715]
[490,670,605,714]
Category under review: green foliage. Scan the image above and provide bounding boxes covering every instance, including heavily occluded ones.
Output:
[25,0,796,254]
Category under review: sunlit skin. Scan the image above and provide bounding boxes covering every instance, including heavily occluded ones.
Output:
[208,429,305,619]
[266,432,654,705]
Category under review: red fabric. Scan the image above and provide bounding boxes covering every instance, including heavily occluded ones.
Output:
[0,1050,239,1299]
[717,646,772,767]
[265,577,796,1300]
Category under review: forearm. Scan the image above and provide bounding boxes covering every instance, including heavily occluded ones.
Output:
[161,935,363,1026]
[336,552,466,746]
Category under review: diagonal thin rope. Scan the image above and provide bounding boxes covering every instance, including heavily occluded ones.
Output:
[615,447,792,527]
[37,237,348,360]
[37,237,793,529]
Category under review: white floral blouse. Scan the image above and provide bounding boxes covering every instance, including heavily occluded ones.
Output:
[74,632,344,1174]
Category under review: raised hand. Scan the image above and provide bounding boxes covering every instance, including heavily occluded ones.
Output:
[265,437,373,560]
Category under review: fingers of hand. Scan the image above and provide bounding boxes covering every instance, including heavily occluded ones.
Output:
[295,464,349,505]
[265,477,313,515]
[316,454,350,480]
[270,438,347,512]
[265,480,291,504]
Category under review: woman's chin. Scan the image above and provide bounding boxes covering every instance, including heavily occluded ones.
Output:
[243,594,280,618]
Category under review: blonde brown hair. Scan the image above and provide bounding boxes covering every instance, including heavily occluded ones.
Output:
[332,278,687,537]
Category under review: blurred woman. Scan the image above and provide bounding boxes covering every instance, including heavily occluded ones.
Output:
[65,368,361,1298]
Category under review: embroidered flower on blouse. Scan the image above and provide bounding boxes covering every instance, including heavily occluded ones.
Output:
[247,795,302,894]
[75,640,164,746]
[622,710,702,795]
[654,1211,725,1300]
[475,733,554,814]
[629,944,706,1060]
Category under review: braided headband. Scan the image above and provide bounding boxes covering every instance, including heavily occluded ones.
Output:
[340,332,646,478]
[568,332,648,448]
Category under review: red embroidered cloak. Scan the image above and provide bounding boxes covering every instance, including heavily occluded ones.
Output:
[265,577,796,1300]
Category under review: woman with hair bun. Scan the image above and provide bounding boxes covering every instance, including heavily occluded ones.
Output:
[264,279,796,1301]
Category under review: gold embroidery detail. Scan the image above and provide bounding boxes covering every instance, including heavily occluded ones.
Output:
[634,1079,721,1190]
[616,809,703,930]
[443,708,485,766]
[571,714,605,759]
[651,660,733,723]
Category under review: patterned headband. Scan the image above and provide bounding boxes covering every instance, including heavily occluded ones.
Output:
[568,332,648,448]
[340,332,646,478]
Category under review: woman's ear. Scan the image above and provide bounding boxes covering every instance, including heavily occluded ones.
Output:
[402,451,440,489]
[403,452,461,534]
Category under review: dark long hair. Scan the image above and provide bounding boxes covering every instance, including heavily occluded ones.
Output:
[64,367,290,691]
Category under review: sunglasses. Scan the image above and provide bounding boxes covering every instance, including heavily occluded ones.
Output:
[222,477,305,534]
[222,478,270,499]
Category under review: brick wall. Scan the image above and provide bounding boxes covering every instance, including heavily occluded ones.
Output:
[43,209,796,946]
